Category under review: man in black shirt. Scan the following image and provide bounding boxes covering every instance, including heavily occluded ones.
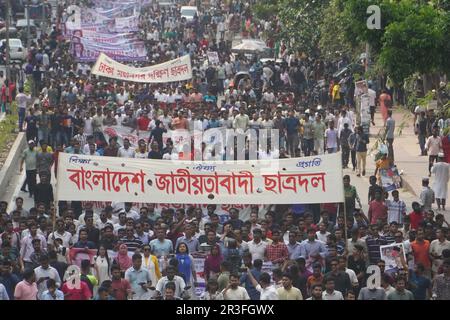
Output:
[416,111,428,155]
[34,173,53,210]
[368,175,384,204]
[324,257,352,295]
[148,141,163,159]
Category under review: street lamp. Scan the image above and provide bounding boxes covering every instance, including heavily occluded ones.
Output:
[26,0,31,51]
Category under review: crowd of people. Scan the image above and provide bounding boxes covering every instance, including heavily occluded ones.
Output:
[0,0,449,301]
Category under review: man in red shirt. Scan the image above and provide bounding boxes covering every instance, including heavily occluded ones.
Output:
[368,190,388,225]
[137,112,151,132]
[61,273,92,300]
[111,265,132,300]
[265,230,289,265]
[408,202,424,230]
[411,228,431,278]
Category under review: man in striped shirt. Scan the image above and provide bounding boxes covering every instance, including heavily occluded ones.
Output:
[365,225,387,264]
[120,226,143,252]
[386,190,407,224]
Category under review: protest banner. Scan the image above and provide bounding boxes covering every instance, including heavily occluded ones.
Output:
[56,153,344,204]
[207,51,220,64]
[71,37,147,62]
[70,30,138,44]
[379,166,402,192]
[91,53,193,83]
[380,243,407,271]
[69,248,98,267]
[192,256,207,297]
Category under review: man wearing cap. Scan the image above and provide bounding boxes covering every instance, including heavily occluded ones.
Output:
[430,153,449,211]
[420,178,435,212]
[20,140,38,197]
[425,126,442,176]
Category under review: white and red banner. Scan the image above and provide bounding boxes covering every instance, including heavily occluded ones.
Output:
[56,153,344,204]
[91,53,193,83]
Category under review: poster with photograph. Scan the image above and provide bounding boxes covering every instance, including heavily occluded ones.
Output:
[379,166,402,192]
[380,243,407,271]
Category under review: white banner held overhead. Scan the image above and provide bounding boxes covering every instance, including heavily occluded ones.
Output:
[56,153,344,204]
[91,53,193,83]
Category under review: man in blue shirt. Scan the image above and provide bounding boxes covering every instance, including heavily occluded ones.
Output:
[0,260,20,300]
[125,254,152,300]
[409,263,431,300]
[240,259,262,300]
[284,111,299,157]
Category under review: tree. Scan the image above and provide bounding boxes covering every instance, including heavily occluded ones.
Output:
[379,5,446,85]
[318,0,353,60]
[277,0,330,56]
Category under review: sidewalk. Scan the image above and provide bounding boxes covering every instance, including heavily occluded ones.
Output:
[344,106,449,218]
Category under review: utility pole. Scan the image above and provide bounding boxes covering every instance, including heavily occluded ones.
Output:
[26,0,31,51]
[5,0,11,81]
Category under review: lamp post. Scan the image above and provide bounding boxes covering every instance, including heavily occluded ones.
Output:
[26,0,31,52]
[4,0,11,81]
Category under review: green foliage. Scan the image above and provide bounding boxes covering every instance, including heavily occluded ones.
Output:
[378,5,445,85]
[275,0,330,56]
[0,103,18,157]
[318,0,353,59]
[253,0,279,21]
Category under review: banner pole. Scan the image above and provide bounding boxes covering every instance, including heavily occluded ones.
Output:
[53,150,62,234]
[340,152,349,263]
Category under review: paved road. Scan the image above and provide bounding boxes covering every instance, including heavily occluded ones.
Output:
[3,106,449,222]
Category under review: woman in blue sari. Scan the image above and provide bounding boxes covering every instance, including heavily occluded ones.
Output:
[175,242,197,286]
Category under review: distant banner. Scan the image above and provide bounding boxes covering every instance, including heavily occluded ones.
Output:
[92,53,193,83]
[207,51,219,64]
[56,153,344,204]
[71,37,147,62]
[70,30,138,44]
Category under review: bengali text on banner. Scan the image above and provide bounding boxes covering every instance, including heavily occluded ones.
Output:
[91,53,193,83]
[56,153,344,204]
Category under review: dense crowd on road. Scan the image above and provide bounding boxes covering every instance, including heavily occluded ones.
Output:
[0,0,449,301]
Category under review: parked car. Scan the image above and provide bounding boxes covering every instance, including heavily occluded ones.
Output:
[180,6,198,21]
[15,19,39,38]
[0,38,27,61]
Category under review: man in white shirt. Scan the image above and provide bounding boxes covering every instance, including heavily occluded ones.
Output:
[247,229,267,262]
[121,202,140,221]
[222,274,250,300]
[322,278,344,300]
[16,87,32,131]
[34,255,61,300]
[118,138,135,158]
[156,266,186,298]
[316,223,330,243]
[337,110,353,139]
[47,219,72,247]
[246,269,278,300]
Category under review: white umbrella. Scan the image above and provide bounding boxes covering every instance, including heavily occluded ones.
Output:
[231,39,269,53]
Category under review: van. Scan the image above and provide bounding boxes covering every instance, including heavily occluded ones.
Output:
[180,6,198,21]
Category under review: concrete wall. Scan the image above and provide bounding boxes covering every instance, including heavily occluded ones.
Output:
[0,132,26,200]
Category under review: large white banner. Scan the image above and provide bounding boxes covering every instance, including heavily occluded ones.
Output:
[56,153,344,204]
[91,53,193,83]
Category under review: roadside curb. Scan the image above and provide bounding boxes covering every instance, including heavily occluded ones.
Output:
[0,132,26,201]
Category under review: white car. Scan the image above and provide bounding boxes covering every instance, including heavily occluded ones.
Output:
[180,6,198,21]
[0,39,27,61]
